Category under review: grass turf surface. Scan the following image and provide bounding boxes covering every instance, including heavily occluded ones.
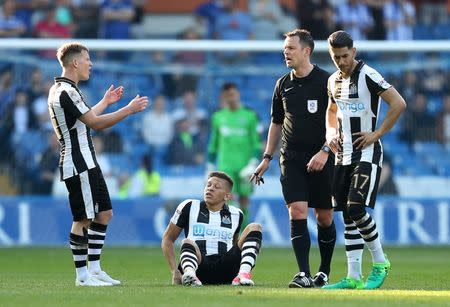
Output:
[0,247,449,306]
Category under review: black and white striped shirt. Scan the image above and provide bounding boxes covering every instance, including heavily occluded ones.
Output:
[328,61,391,166]
[170,199,243,256]
[48,77,98,180]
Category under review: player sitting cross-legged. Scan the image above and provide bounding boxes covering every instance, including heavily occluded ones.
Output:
[161,171,263,286]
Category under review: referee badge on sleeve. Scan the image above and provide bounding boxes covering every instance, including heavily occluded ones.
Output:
[307,100,318,113]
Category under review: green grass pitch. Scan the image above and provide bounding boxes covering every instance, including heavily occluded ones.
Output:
[0,247,449,306]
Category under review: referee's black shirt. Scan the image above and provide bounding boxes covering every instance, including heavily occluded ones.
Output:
[271,65,330,152]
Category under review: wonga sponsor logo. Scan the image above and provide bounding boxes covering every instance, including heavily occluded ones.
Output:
[192,224,233,240]
[336,100,366,113]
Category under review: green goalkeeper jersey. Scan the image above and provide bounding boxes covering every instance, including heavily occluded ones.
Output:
[208,106,261,171]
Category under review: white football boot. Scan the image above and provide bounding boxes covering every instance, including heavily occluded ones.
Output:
[90,271,121,285]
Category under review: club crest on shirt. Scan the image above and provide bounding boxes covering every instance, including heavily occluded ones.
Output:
[69,91,83,105]
[349,83,358,95]
[307,100,318,113]
[221,215,231,225]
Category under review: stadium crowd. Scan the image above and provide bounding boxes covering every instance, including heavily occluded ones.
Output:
[0,0,449,196]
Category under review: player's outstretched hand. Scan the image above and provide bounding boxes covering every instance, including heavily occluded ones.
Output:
[250,159,269,185]
[128,94,149,114]
[103,84,124,105]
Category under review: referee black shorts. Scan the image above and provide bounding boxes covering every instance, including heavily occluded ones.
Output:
[332,161,382,211]
[279,148,333,209]
[178,245,241,285]
[64,167,112,221]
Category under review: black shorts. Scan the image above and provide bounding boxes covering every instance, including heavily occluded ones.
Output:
[178,245,241,285]
[279,148,333,208]
[64,167,112,221]
[332,162,382,211]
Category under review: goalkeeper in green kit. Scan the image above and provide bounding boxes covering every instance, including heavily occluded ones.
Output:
[207,82,262,228]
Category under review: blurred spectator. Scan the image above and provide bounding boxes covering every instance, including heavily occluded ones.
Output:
[421,68,447,96]
[32,80,53,131]
[336,0,373,40]
[96,128,124,153]
[72,0,101,38]
[172,90,207,137]
[33,5,71,58]
[54,0,74,30]
[420,0,448,25]
[26,67,44,102]
[249,0,284,40]
[194,0,224,38]
[0,0,26,37]
[366,0,387,39]
[141,95,174,167]
[8,90,36,144]
[383,0,416,40]
[0,68,17,117]
[400,93,436,144]
[118,155,161,198]
[15,0,51,36]
[400,70,418,102]
[214,0,252,40]
[34,133,59,194]
[100,0,135,39]
[296,0,337,40]
[99,0,135,60]
[164,27,205,98]
[378,153,398,195]
[214,0,253,63]
[436,94,450,146]
[166,118,205,166]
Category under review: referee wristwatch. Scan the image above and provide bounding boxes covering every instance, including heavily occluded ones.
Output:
[263,153,273,161]
[321,145,331,154]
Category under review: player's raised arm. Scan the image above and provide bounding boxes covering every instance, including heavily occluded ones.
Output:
[91,84,124,115]
[79,94,148,131]
[161,223,183,285]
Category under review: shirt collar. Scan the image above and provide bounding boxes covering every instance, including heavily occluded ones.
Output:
[54,77,77,87]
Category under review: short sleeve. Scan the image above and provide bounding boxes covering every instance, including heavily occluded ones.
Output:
[365,69,392,96]
[170,200,192,228]
[327,77,336,103]
[60,90,90,118]
[234,209,244,236]
[271,78,284,124]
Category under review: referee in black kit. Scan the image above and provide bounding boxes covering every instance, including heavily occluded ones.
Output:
[251,29,336,288]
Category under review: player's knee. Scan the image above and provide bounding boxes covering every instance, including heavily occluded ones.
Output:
[245,223,262,233]
[346,203,366,221]
[96,210,113,224]
[181,238,195,246]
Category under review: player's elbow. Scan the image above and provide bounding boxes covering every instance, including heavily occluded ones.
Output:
[393,97,407,116]
[90,120,109,131]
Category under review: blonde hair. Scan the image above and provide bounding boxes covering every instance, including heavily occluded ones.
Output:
[56,42,88,67]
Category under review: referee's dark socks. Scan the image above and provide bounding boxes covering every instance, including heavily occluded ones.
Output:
[69,232,88,279]
[180,242,199,274]
[317,221,336,276]
[290,219,311,276]
[88,222,107,273]
[239,231,262,274]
